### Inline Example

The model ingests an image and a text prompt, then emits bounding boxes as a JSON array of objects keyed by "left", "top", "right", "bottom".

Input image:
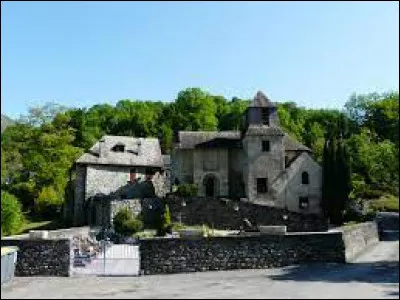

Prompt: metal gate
[{"left": 70, "top": 228, "right": 140, "bottom": 276}]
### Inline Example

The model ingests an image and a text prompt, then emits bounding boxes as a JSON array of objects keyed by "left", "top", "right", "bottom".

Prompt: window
[
  {"left": 262, "top": 140, "right": 270, "bottom": 152},
  {"left": 112, "top": 144, "right": 125, "bottom": 152},
  {"left": 261, "top": 108, "right": 269, "bottom": 125},
  {"left": 301, "top": 172, "right": 309, "bottom": 184},
  {"left": 256, "top": 178, "right": 268, "bottom": 194},
  {"left": 285, "top": 156, "right": 289, "bottom": 166},
  {"left": 299, "top": 197, "right": 309, "bottom": 209},
  {"left": 129, "top": 168, "right": 137, "bottom": 183}
]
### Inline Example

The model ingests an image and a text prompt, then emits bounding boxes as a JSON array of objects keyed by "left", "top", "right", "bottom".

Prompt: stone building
[
  {"left": 172, "top": 91, "right": 322, "bottom": 215},
  {"left": 72, "top": 135, "right": 166, "bottom": 226}
]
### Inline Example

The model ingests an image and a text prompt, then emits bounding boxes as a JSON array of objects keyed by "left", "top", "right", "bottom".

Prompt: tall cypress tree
[
  {"left": 336, "top": 139, "right": 346, "bottom": 224},
  {"left": 329, "top": 137, "right": 341, "bottom": 224},
  {"left": 321, "top": 138, "right": 330, "bottom": 219},
  {"left": 341, "top": 141, "right": 352, "bottom": 214}
]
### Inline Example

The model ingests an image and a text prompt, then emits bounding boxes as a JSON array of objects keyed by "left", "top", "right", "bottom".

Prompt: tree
[
  {"left": 174, "top": 88, "right": 218, "bottom": 131},
  {"left": 321, "top": 139, "right": 330, "bottom": 218},
  {"left": 1, "top": 191, "right": 25, "bottom": 236}
]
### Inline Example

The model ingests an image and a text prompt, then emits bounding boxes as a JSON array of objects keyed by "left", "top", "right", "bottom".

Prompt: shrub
[
  {"left": 163, "top": 204, "right": 171, "bottom": 226},
  {"left": 358, "top": 188, "right": 386, "bottom": 200},
  {"left": 113, "top": 207, "right": 143, "bottom": 237},
  {"left": 1, "top": 191, "right": 25, "bottom": 236},
  {"left": 35, "top": 186, "right": 63, "bottom": 218},
  {"left": 155, "top": 204, "right": 173, "bottom": 236},
  {"left": 175, "top": 184, "right": 198, "bottom": 197},
  {"left": 368, "top": 195, "right": 399, "bottom": 213}
]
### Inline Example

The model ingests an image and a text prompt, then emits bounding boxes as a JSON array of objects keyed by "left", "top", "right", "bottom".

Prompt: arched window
[{"left": 301, "top": 172, "right": 309, "bottom": 185}]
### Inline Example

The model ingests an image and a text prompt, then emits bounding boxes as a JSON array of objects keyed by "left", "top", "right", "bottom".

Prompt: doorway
[{"left": 203, "top": 174, "right": 218, "bottom": 197}]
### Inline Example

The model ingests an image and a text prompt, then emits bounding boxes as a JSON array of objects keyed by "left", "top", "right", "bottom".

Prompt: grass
[{"left": 17, "top": 213, "right": 65, "bottom": 234}]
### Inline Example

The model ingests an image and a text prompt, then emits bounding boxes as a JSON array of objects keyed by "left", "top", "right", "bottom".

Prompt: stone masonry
[
  {"left": 140, "top": 232, "right": 345, "bottom": 275},
  {"left": 140, "top": 221, "right": 380, "bottom": 275},
  {"left": 165, "top": 196, "right": 328, "bottom": 232},
  {"left": 1, "top": 239, "right": 71, "bottom": 277},
  {"left": 172, "top": 91, "right": 323, "bottom": 215}
]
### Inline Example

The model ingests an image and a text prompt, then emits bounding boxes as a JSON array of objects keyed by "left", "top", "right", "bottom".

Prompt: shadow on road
[{"left": 268, "top": 260, "right": 399, "bottom": 284}]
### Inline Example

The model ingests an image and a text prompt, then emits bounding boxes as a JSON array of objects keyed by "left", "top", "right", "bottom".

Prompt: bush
[
  {"left": 35, "top": 186, "right": 63, "bottom": 218},
  {"left": 358, "top": 188, "right": 386, "bottom": 200},
  {"left": 368, "top": 195, "right": 399, "bottom": 213},
  {"left": 113, "top": 207, "right": 143, "bottom": 237},
  {"left": 1, "top": 191, "right": 25, "bottom": 236},
  {"left": 175, "top": 184, "right": 198, "bottom": 197},
  {"left": 155, "top": 204, "right": 173, "bottom": 236}
]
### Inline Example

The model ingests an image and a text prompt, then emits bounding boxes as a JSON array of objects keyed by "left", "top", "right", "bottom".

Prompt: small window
[
  {"left": 301, "top": 172, "right": 309, "bottom": 184},
  {"left": 299, "top": 197, "right": 309, "bottom": 209},
  {"left": 256, "top": 178, "right": 268, "bottom": 194},
  {"left": 262, "top": 140, "right": 270, "bottom": 152},
  {"left": 285, "top": 156, "right": 289, "bottom": 166},
  {"left": 261, "top": 108, "right": 269, "bottom": 125},
  {"left": 112, "top": 144, "right": 125, "bottom": 152}
]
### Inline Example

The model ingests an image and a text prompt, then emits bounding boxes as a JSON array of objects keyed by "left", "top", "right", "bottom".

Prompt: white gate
[{"left": 71, "top": 237, "right": 140, "bottom": 276}]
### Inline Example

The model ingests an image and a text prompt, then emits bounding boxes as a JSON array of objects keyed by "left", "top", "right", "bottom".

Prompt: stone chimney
[{"left": 99, "top": 137, "right": 107, "bottom": 157}]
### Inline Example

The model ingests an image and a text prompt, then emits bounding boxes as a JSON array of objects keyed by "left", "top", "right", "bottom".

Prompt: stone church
[{"left": 172, "top": 91, "right": 322, "bottom": 214}]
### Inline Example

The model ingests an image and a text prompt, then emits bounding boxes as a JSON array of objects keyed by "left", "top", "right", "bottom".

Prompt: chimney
[{"left": 99, "top": 137, "right": 107, "bottom": 157}]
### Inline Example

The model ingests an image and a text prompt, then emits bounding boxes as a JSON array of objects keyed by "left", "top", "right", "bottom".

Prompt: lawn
[{"left": 18, "top": 214, "right": 65, "bottom": 234}]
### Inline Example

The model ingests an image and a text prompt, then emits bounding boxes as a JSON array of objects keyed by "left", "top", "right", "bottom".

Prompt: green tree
[
  {"left": 174, "top": 88, "right": 218, "bottom": 131},
  {"left": 1, "top": 191, "right": 25, "bottom": 236},
  {"left": 35, "top": 186, "right": 64, "bottom": 217}
]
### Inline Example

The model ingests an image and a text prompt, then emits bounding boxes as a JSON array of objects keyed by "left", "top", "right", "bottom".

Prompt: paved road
[{"left": 2, "top": 240, "right": 399, "bottom": 299}]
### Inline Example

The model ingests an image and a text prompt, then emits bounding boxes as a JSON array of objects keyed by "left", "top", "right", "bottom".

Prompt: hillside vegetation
[{"left": 1, "top": 88, "right": 398, "bottom": 235}]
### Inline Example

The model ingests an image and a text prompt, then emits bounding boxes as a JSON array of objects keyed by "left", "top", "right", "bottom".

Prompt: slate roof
[
  {"left": 249, "top": 91, "right": 278, "bottom": 108},
  {"left": 283, "top": 134, "right": 312, "bottom": 152},
  {"left": 245, "top": 125, "right": 285, "bottom": 136},
  {"left": 76, "top": 135, "right": 164, "bottom": 167},
  {"left": 177, "top": 131, "right": 241, "bottom": 149},
  {"left": 195, "top": 138, "right": 242, "bottom": 149},
  {"left": 177, "top": 130, "right": 311, "bottom": 152}
]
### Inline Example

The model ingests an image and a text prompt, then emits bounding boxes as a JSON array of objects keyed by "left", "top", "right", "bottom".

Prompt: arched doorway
[{"left": 203, "top": 174, "right": 219, "bottom": 197}]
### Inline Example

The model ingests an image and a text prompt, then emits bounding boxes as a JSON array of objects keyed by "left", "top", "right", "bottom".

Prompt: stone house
[
  {"left": 72, "top": 135, "right": 166, "bottom": 226},
  {"left": 171, "top": 91, "right": 322, "bottom": 215}
]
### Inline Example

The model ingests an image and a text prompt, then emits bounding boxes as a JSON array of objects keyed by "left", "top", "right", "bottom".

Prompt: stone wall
[
  {"left": 1, "top": 239, "right": 71, "bottom": 277},
  {"left": 340, "top": 221, "right": 379, "bottom": 261},
  {"left": 166, "top": 196, "right": 328, "bottom": 232},
  {"left": 140, "top": 232, "right": 345, "bottom": 275},
  {"left": 376, "top": 212, "right": 399, "bottom": 231}
]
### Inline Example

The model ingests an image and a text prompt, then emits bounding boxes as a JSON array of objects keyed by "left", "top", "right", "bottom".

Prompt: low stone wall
[
  {"left": 166, "top": 196, "right": 328, "bottom": 232},
  {"left": 376, "top": 212, "right": 399, "bottom": 231},
  {"left": 47, "top": 226, "right": 91, "bottom": 239},
  {"left": 140, "top": 232, "right": 345, "bottom": 275},
  {"left": 1, "top": 239, "right": 71, "bottom": 277},
  {"left": 340, "top": 222, "right": 379, "bottom": 261}
]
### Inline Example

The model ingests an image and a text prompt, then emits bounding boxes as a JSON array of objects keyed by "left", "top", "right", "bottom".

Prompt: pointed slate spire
[{"left": 250, "top": 91, "right": 275, "bottom": 107}]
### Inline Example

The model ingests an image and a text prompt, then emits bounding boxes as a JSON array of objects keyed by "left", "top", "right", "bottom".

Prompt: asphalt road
[{"left": 2, "top": 240, "right": 399, "bottom": 299}]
